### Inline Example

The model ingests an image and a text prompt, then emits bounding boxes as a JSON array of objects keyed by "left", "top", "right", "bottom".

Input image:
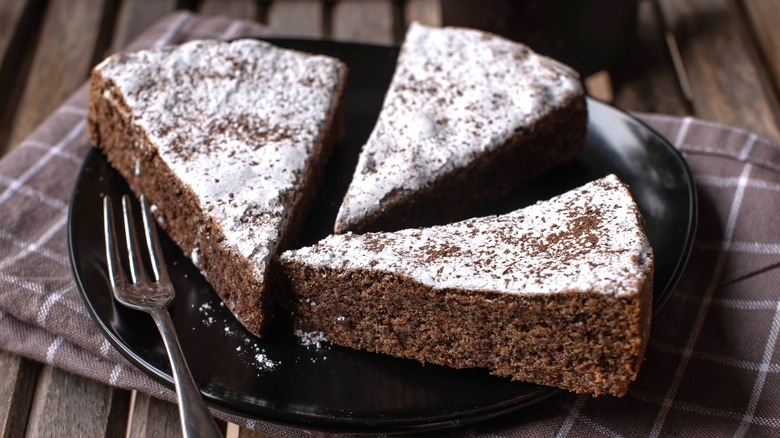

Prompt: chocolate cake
[
  {"left": 333, "top": 22, "right": 587, "bottom": 234},
  {"left": 280, "top": 175, "right": 654, "bottom": 397},
  {"left": 87, "top": 39, "right": 347, "bottom": 336}
]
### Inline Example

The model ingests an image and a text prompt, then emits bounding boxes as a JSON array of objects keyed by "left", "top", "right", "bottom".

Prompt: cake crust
[
  {"left": 280, "top": 175, "right": 654, "bottom": 396},
  {"left": 88, "top": 39, "right": 347, "bottom": 336},
  {"left": 334, "top": 23, "right": 587, "bottom": 234}
]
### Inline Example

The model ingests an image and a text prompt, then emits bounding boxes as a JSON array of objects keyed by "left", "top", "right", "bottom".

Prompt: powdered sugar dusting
[
  {"left": 255, "top": 352, "right": 279, "bottom": 371},
  {"left": 197, "top": 302, "right": 216, "bottom": 326},
  {"left": 190, "top": 247, "right": 200, "bottom": 269},
  {"left": 284, "top": 175, "right": 653, "bottom": 296},
  {"left": 195, "top": 298, "right": 280, "bottom": 372},
  {"left": 95, "top": 39, "right": 345, "bottom": 282},
  {"left": 335, "top": 23, "right": 583, "bottom": 231},
  {"left": 295, "top": 329, "right": 330, "bottom": 349}
]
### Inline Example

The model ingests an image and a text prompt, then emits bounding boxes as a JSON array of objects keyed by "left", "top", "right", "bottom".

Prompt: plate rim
[{"left": 585, "top": 97, "right": 697, "bottom": 312}]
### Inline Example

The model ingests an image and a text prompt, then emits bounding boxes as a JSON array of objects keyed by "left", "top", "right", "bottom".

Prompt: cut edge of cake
[
  {"left": 333, "top": 22, "right": 587, "bottom": 235},
  {"left": 279, "top": 175, "right": 654, "bottom": 397},
  {"left": 87, "top": 39, "right": 348, "bottom": 336}
]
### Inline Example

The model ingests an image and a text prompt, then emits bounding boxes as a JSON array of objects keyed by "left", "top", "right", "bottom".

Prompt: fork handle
[{"left": 149, "top": 307, "right": 224, "bottom": 438}]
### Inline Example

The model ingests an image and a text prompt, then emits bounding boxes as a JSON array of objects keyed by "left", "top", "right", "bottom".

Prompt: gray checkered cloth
[{"left": 2, "top": 11, "right": 779, "bottom": 437}]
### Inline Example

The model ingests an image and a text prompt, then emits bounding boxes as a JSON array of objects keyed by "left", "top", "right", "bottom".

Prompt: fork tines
[{"left": 103, "top": 194, "right": 172, "bottom": 308}]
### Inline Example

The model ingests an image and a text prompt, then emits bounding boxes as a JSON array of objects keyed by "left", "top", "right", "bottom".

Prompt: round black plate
[{"left": 68, "top": 39, "right": 696, "bottom": 433}]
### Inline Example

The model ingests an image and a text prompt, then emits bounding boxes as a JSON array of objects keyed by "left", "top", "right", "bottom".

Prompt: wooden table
[{"left": 1, "top": 0, "right": 779, "bottom": 436}]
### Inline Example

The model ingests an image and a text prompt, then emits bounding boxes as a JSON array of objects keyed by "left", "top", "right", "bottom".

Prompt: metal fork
[{"left": 103, "top": 194, "right": 223, "bottom": 438}]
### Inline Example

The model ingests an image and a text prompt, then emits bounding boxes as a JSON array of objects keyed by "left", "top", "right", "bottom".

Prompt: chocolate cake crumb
[
  {"left": 87, "top": 39, "right": 347, "bottom": 336},
  {"left": 334, "top": 23, "right": 587, "bottom": 234},
  {"left": 278, "top": 175, "right": 654, "bottom": 397}
]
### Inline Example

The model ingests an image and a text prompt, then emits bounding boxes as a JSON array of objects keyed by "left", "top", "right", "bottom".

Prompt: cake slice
[
  {"left": 280, "top": 175, "right": 654, "bottom": 396},
  {"left": 334, "top": 22, "right": 587, "bottom": 234},
  {"left": 87, "top": 39, "right": 347, "bottom": 336}
]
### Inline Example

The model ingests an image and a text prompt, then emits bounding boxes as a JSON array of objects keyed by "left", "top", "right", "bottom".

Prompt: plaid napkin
[{"left": 2, "top": 11, "right": 780, "bottom": 437}]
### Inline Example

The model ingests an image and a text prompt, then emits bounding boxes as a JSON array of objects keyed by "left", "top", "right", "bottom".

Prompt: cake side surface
[
  {"left": 88, "top": 39, "right": 347, "bottom": 335},
  {"left": 280, "top": 265, "right": 649, "bottom": 397},
  {"left": 280, "top": 175, "right": 654, "bottom": 396},
  {"left": 334, "top": 22, "right": 587, "bottom": 234}
]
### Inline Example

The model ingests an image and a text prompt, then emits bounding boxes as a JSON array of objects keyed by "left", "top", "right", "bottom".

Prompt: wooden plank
[
  {"left": 0, "top": 0, "right": 29, "bottom": 63},
  {"left": 26, "top": 365, "right": 130, "bottom": 437},
  {"left": 742, "top": 0, "right": 780, "bottom": 100},
  {"left": 585, "top": 71, "right": 614, "bottom": 103},
  {"left": 609, "top": 0, "right": 690, "bottom": 115},
  {"left": 0, "top": 0, "right": 46, "bottom": 156},
  {"left": 267, "top": 0, "right": 324, "bottom": 38},
  {"left": 405, "top": 0, "right": 442, "bottom": 27},
  {"left": 6, "top": 0, "right": 114, "bottom": 151},
  {"left": 657, "top": 0, "right": 780, "bottom": 140},
  {"left": 236, "top": 425, "right": 275, "bottom": 437},
  {"left": 199, "top": 0, "right": 260, "bottom": 20},
  {"left": 126, "top": 392, "right": 181, "bottom": 437},
  {"left": 111, "top": 0, "right": 178, "bottom": 52},
  {"left": 332, "top": 0, "right": 394, "bottom": 45},
  {"left": 0, "top": 351, "right": 40, "bottom": 437},
  {"left": 127, "top": 392, "right": 227, "bottom": 437}
]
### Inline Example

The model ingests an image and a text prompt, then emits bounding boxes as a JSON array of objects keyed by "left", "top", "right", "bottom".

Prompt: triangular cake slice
[
  {"left": 334, "top": 23, "right": 587, "bottom": 234},
  {"left": 88, "top": 39, "right": 347, "bottom": 336},
  {"left": 280, "top": 175, "right": 653, "bottom": 396}
]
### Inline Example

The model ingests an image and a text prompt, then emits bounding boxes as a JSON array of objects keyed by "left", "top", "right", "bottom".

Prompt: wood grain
[
  {"left": 0, "top": 351, "right": 40, "bottom": 438},
  {"left": 200, "top": 0, "right": 260, "bottom": 20},
  {"left": 609, "top": 0, "right": 690, "bottom": 115},
  {"left": 111, "top": 0, "right": 178, "bottom": 52},
  {"left": 658, "top": 0, "right": 780, "bottom": 140},
  {"left": 267, "top": 0, "right": 324, "bottom": 38},
  {"left": 0, "top": 0, "right": 46, "bottom": 156},
  {"left": 126, "top": 392, "right": 181, "bottom": 437},
  {"left": 332, "top": 0, "right": 394, "bottom": 45},
  {"left": 742, "top": 0, "right": 780, "bottom": 101},
  {"left": 126, "top": 392, "right": 226, "bottom": 437},
  {"left": 6, "top": 0, "right": 113, "bottom": 151},
  {"left": 236, "top": 426, "right": 276, "bottom": 437},
  {"left": 26, "top": 365, "right": 130, "bottom": 437},
  {"left": 405, "top": 0, "right": 442, "bottom": 27},
  {"left": 585, "top": 71, "right": 614, "bottom": 103},
  {"left": 0, "top": 0, "right": 29, "bottom": 63}
]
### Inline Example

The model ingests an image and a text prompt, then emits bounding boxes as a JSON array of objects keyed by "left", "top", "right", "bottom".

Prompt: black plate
[{"left": 69, "top": 39, "right": 696, "bottom": 433}]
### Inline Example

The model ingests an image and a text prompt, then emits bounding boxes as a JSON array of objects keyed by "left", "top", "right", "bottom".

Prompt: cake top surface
[
  {"left": 335, "top": 22, "right": 583, "bottom": 232},
  {"left": 95, "top": 39, "right": 345, "bottom": 278},
  {"left": 283, "top": 175, "right": 653, "bottom": 295}
]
